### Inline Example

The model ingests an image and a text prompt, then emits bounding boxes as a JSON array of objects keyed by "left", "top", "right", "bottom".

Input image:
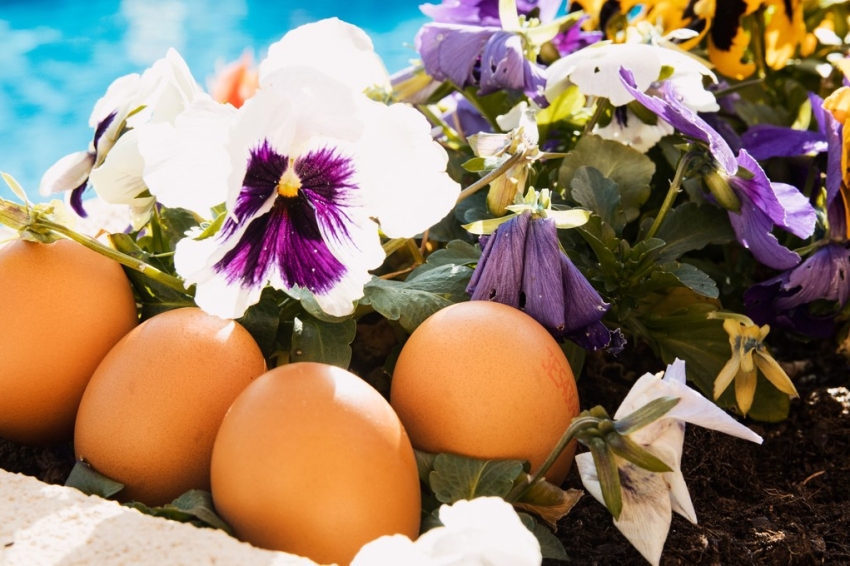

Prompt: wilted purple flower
[
  {"left": 420, "top": 0, "right": 562, "bottom": 27},
  {"left": 416, "top": 24, "right": 549, "bottom": 105},
  {"left": 466, "top": 211, "right": 615, "bottom": 350}
]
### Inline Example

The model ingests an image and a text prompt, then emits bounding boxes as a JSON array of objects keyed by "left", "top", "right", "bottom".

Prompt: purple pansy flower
[
  {"left": 416, "top": 24, "right": 549, "bottom": 106},
  {"left": 420, "top": 0, "right": 562, "bottom": 27},
  {"left": 466, "top": 211, "right": 616, "bottom": 350},
  {"left": 620, "top": 68, "right": 817, "bottom": 270},
  {"left": 744, "top": 104, "right": 849, "bottom": 335},
  {"left": 551, "top": 15, "right": 602, "bottom": 55},
  {"left": 741, "top": 93, "right": 830, "bottom": 160}
]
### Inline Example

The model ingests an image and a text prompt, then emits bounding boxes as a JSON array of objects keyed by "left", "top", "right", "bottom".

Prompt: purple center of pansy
[{"left": 215, "top": 139, "right": 357, "bottom": 294}]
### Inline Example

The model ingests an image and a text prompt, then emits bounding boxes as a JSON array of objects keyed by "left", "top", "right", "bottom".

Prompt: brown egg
[
  {"left": 211, "top": 362, "right": 421, "bottom": 566},
  {"left": 74, "top": 307, "right": 266, "bottom": 506},
  {"left": 390, "top": 301, "right": 581, "bottom": 486},
  {"left": 0, "top": 239, "right": 138, "bottom": 445}
]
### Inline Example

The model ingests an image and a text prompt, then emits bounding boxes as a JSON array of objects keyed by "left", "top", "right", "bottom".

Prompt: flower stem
[
  {"left": 456, "top": 151, "right": 524, "bottom": 203},
  {"left": 37, "top": 218, "right": 191, "bottom": 296},
  {"left": 506, "top": 414, "right": 601, "bottom": 502},
  {"left": 416, "top": 104, "right": 465, "bottom": 148},
  {"left": 643, "top": 152, "right": 696, "bottom": 241},
  {"left": 583, "top": 97, "right": 611, "bottom": 136}
]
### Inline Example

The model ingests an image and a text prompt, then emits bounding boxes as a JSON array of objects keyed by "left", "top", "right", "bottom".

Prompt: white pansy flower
[
  {"left": 576, "top": 359, "right": 762, "bottom": 566},
  {"left": 352, "top": 497, "right": 542, "bottom": 566},
  {"left": 41, "top": 48, "right": 207, "bottom": 229},
  {"left": 141, "top": 23, "right": 459, "bottom": 320},
  {"left": 259, "top": 18, "right": 391, "bottom": 94},
  {"left": 545, "top": 42, "right": 718, "bottom": 152}
]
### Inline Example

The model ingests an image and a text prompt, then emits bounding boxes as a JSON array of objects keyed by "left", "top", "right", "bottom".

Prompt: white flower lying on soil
[{"left": 576, "top": 359, "right": 763, "bottom": 566}]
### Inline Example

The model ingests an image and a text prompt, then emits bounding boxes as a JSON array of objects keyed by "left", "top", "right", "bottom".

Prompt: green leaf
[
  {"left": 536, "top": 85, "right": 586, "bottom": 139},
  {"left": 429, "top": 454, "right": 525, "bottom": 503},
  {"left": 559, "top": 134, "right": 654, "bottom": 222},
  {"left": 290, "top": 315, "right": 356, "bottom": 369},
  {"left": 194, "top": 209, "right": 227, "bottom": 240},
  {"left": 588, "top": 437, "right": 622, "bottom": 519},
  {"left": 638, "top": 262, "right": 720, "bottom": 299},
  {"left": 405, "top": 263, "right": 474, "bottom": 303},
  {"left": 614, "top": 396, "right": 680, "bottom": 435},
  {"left": 125, "top": 490, "right": 233, "bottom": 535},
  {"left": 363, "top": 270, "right": 465, "bottom": 333},
  {"left": 606, "top": 432, "right": 673, "bottom": 473},
  {"left": 517, "top": 512, "right": 570, "bottom": 560},
  {"left": 546, "top": 208, "right": 591, "bottom": 230},
  {"left": 462, "top": 155, "right": 506, "bottom": 172},
  {"left": 159, "top": 207, "right": 200, "bottom": 248},
  {"left": 463, "top": 214, "right": 518, "bottom": 235},
  {"left": 424, "top": 240, "right": 482, "bottom": 267},
  {"left": 284, "top": 286, "right": 353, "bottom": 323},
  {"left": 65, "top": 460, "right": 125, "bottom": 498},
  {"left": 514, "top": 477, "right": 582, "bottom": 530},
  {"left": 742, "top": 371, "right": 791, "bottom": 423},
  {"left": 237, "top": 291, "right": 281, "bottom": 358},
  {"left": 569, "top": 166, "right": 627, "bottom": 234},
  {"left": 654, "top": 202, "right": 735, "bottom": 262},
  {"left": 414, "top": 450, "right": 438, "bottom": 485}
]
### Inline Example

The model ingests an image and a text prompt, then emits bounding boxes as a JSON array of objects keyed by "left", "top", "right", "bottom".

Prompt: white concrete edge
[{"left": 0, "top": 469, "right": 321, "bottom": 566}]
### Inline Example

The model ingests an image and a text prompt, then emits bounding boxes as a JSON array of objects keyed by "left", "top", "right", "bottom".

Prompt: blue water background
[{"left": 0, "top": 0, "right": 428, "bottom": 201}]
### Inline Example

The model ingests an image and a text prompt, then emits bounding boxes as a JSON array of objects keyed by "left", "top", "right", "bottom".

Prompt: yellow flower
[{"left": 714, "top": 317, "right": 798, "bottom": 416}]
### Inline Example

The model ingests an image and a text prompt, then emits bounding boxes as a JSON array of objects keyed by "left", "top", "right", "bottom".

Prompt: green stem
[
  {"left": 405, "top": 237, "right": 426, "bottom": 265},
  {"left": 416, "top": 104, "right": 465, "bottom": 147},
  {"left": 583, "top": 97, "right": 611, "bottom": 136},
  {"left": 456, "top": 151, "right": 524, "bottom": 203},
  {"left": 506, "top": 415, "right": 601, "bottom": 502},
  {"left": 751, "top": 7, "right": 768, "bottom": 80},
  {"left": 38, "top": 218, "right": 191, "bottom": 296},
  {"left": 643, "top": 152, "right": 696, "bottom": 241}
]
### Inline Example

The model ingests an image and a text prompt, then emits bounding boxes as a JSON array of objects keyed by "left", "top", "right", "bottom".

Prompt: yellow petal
[
  {"left": 735, "top": 367, "right": 757, "bottom": 417},
  {"left": 740, "top": 347, "right": 755, "bottom": 374},
  {"left": 755, "top": 352, "right": 799, "bottom": 398},
  {"left": 763, "top": 0, "right": 805, "bottom": 70},
  {"left": 714, "top": 354, "right": 741, "bottom": 399},
  {"left": 708, "top": 12, "right": 757, "bottom": 80}
]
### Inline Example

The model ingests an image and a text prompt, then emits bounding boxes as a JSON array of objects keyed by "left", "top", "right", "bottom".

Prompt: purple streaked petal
[
  {"left": 415, "top": 24, "right": 498, "bottom": 87},
  {"left": 479, "top": 31, "right": 526, "bottom": 95},
  {"left": 727, "top": 191, "right": 801, "bottom": 270},
  {"left": 467, "top": 211, "right": 530, "bottom": 307},
  {"left": 453, "top": 96, "right": 493, "bottom": 137},
  {"left": 776, "top": 243, "right": 850, "bottom": 309},
  {"left": 809, "top": 92, "right": 827, "bottom": 136},
  {"left": 93, "top": 111, "right": 118, "bottom": 152},
  {"left": 420, "top": 0, "right": 561, "bottom": 25},
  {"left": 223, "top": 139, "right": 287, "bottom": 237},
  {"left": 566, "top": 319, "right": 613, "bottom": 351},
  {"left": 521, "top": 216, "right": 566, "bottom": 332},
  {"left": 824, "top": 109, "right": 844, "bottom": 207},
  {"left": 701, "top": 113, "right": 743, "bottom": 154},
  {"left": 523, "top": 58, "right": 549, "bottom": 107},
  {"left": 729, "top": 150, "right": 815, "bottom": 239},
  {"left": 296, "top": 146, "right": 357, "bottom": 241},
  {"left": 69, "top": 182, "right": 89, "bottom": 218},
  {"left": 740, "top": 124, "right": 827, "bottom": 160},
  {"left": 619, "top": 68, "right": 737, "bottom": 175}
]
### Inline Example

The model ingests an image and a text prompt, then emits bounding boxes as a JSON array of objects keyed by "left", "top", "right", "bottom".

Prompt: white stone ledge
[{"left": 0, "top": 470, "right": 320, "bottom": 566}]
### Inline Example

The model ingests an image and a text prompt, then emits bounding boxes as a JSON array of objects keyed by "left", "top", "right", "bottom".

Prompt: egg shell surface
[
  {"left": 74, "top": 307, "right": 266, "bottom": 506},
  {"left": 390, "top": 300, "right": 581, "bottom": 485},
  {"left": 0, "top": 239, "right": 138, "bottom": 445},
  {"left": 210, "top": 362, "right": 421, "bottom": 566}
]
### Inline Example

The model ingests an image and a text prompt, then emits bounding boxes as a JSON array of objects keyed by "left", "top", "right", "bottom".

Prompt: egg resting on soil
[
  {"left": 390, "top": 300, "right": 581, "bottom": 486},
  {"left": 0, "top": 239, "right": 138, "bottom": 445},
  {"left": 210, "top": 362, "right": 421, "bottom": 566},
  {"left": 74, "top": 307, "right": 266, "bottom": 506}
]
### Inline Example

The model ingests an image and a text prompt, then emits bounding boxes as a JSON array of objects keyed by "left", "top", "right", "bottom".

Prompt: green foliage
[
  {"left": 559, "top": 135, "right": 654, "bottom": 222},
  {"left": 289, "top": 315, "right": 357, "bottom": 368},
  {"left": 429, "top": 453, "right": 525, "bottom": 503},
  {"left": 125, "top": 490, "right": 233, "bottom": 534},
  {"left": 65, "top": 460, "right": 125, "bottom": 499}
]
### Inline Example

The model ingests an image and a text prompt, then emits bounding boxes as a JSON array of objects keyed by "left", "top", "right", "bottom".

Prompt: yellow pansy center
[{"left": 277, "top": 166, "right": 302, "bottom": 198}]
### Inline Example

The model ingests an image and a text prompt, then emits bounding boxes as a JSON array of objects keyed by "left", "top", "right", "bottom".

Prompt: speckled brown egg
[
  {"left": 0, "top": 239, "right": 138, "bottom": 445},
  {"left": 74, "top": 307, "right": 266, "bottom": 506},
  {"left": 390, "top": 300, "right": 581, "bottom": 486},
  {"left": 210, "top": 362, "right": 421, "bottom": 566}
]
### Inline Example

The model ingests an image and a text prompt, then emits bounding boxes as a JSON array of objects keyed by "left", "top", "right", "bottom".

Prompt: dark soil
[{"left": 2, "top": 335, "right": 849, "bottom": 566}]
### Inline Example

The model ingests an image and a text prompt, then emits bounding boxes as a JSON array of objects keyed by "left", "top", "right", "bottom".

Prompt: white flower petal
[
  {"left": 354, "top": 101, "right": 460, "bottom": 237},
  {"left": 594, "top": 111, "right": 674, "bottom": 153},
  {"left": 351, "top": 534, "right": 429, "bottom": 566},
  {"left": 89, "top": 73, "right": 144, "bottom": 129},
  {"left": 614, "top": 463, "right": 673, "bottom": 566},
  {"left": 259, "top": 18, "right": 390, "bottom": 93},
  {"left": 89, "top": 130, "right": 146, "bottom": 205},
  {"left": 39, "top": 151, "right": 94, "bottom": 196},
  {"left": 140, "top": 99, "right": 237, "bottom": 214},
  {"left": 145, "top": 48, "right": 205, "bottom": 125}
]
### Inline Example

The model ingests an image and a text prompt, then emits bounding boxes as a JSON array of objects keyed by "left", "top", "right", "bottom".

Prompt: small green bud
[{"left": 703, "top": 171, "right": 741, "bottom": 213}]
